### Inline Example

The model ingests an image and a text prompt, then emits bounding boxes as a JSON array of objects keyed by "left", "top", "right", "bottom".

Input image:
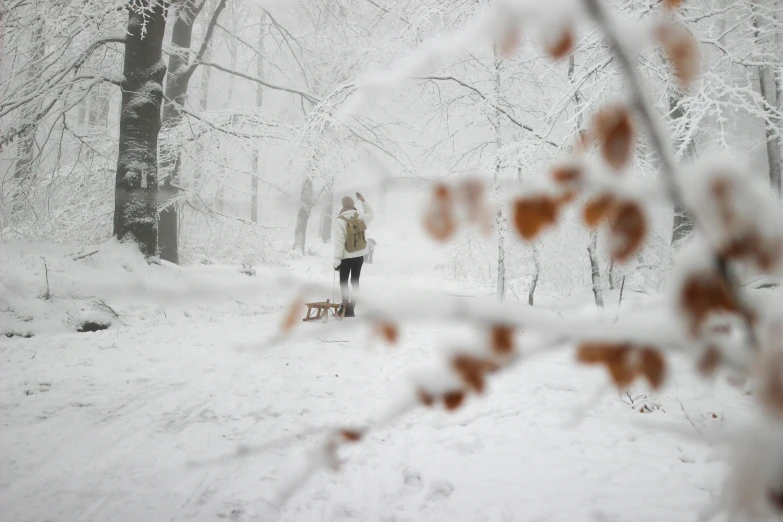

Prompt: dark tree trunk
[
  {"left": 113, "top": 1, "right": 168, "bottom": 258},
  {"left": 158, "top": 0, "right": 211, "bottom": 264},
  {"left": 669, "top": 94, "right": 698, "bottom": 245}
]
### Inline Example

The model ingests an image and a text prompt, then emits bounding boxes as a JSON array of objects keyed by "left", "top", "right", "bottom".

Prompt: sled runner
[{"left": 302, "top": 300, "right": 345, "bottom": 322}]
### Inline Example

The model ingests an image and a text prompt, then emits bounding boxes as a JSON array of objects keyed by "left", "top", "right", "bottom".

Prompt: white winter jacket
[{"left": 333, "top": 201, "right": 374, "bottom": 268}]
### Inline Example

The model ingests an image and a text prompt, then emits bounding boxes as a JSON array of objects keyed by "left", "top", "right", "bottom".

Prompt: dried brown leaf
[
  {"left": 282, "top": 297, "right": 303, "bottom": 333},
  {"left": 577, "top": 342, "right": 617, "bottom": 363},
  {"left": 551, "top": 165, "right": 582, "bottom": 186},
  {"left": 610, "top": 201, "right": 647, "bottom": 262},
  {"left": 459, "top": 178, "right": 487, "bottom": 224},
  {"left": 443, "top": 390, "right": 466, "bottom": 411},
  {"left": 512, "top": 196, "right": 559, "bottom": 240},
  {"left": 639, "top": 348, "right": 666, "bottom": 389},
  {"left": 340, "top": 429, "right": 363, "bottom": 442},
  {"left": 434, "top": 183, "right": 452, "bottom": 202},
  {"left": 418, "top": 389, "right": 435, "bottom": 407},
  {"left": 680, "top": 273, "right": 739, "bottom": 337},
  {"left": 578, "top": 342, "right": 635, "bottom": 389},
  {"left": 697, "top": 346, "right": 722, "bottom": 376},
  {"left": 722, "top": 232, "right": 783, "bottom": 273},
  {"left": 491, "top": 325, "right": 515, "bottom": 355},
  {"left": 497, "top": 24, "right": 522, "bottom": 58},
  {"left": 423, "top": 207, "right": 457, "bottom": 242},
  {"left": 759, "top": 352, "right": 783, "bottom": 417},
  {"left": 376, "top": 322, "right": 399, "bottom": 344},
  {"left": 593, "top": 105, "right": 635, "bottom": 170},
  {"left": 605, "top": 348, "right": 635, "bottom": 389},
  {"left": 656, "top": 22, "right": 701, "bottom": 87},
  {"left": 452, "top": 355, "right": 491, "bottom": 393},
  {"left": 663, "top": 0, "right": 684, "bottom": 9},
  {"left": 583, "top": 194, "right": 616, "bottom": 228},
  {"left": 546, "top": 26, "right": 574, "bottom": 60}
]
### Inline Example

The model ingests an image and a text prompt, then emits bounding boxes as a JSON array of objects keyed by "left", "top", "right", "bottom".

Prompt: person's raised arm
[{"left": 356, "top": 192, "right": 374, "bottom": 226}]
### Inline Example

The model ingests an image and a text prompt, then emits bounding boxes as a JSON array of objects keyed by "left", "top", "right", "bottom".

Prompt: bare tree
[
  {"left": 113, "top": 1, "right": 169, "bottom": 258},
  {"left": 752, "top": 1, "right": 782, "bottom": 195},
  {"left": 10, "top": 19, "right": 45, "bottom": 211},
  {"left": 158, "top": 0, "right": 227, "bottom": 264},
  {"left": 250, "top": 13, "right": 267, "bottom": 224}
]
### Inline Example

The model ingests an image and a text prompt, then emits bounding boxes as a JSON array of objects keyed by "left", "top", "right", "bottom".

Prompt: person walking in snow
[{"left": 333, "top": 192, "right": 374, "bottom": 317}]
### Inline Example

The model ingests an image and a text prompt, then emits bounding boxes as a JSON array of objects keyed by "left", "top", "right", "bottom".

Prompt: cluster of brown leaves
[
  {"left": 511, "top": 105, "right": 646, "bottom": 262},
  {"left": 709, "top": 177, "right": 783, "bottom": 273},
  {"left": 417, "top": 326, "right": 516, "bottom": 411},
  {"left": 577, "top": 342, "right": 667, "bottom": 390},
  {"left": 654, "top": 20, "right": 701, "bottom": 88},
  {"left": 678, "top": 270, "right": 740, "bottom": 337},
  {"left": 423, "top": 180, "right": 494, "bottom": 242},
  {"left": 512, "top": 195, "right": 561, "bottom": 240},
  {"left": 494, "top": 18, "right": 574, "bottom": 61},
  {"left": 591, "top": 105, "right": 635, "bottom": 171}
]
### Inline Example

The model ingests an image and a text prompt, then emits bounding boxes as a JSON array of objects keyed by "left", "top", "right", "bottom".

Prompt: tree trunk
[
  {"left": 217, "top": 38, "right": 237, "bottom": 214},
  {"left": 320, "top": 186, "right": 333, "bottom": 243},
  {"left": 528, "top": 243, "right": 540, "bottom": 306},
  {"left": 193, "top": 45, "right": 211, "bottom": 189},
  {"left": 293, "top": 176, "right": 314, "bottom": 253},
  {"left": 496, "top": 209, "right": 506, "bottom": 301},
  {"left": 85, "top": 82, "right": 112, "bottom": 162},
  {"left": 113, "top": 1, "right": 168, "bottom": 258},
  {"left": 670, "top": 94, "right": 697, "bottom": 244},
  {"left": 759, "top": 65, "right": 782, "bottom": 195},
  {"left": 159, "top": 0, "right": 207, "bottom": 264},
  {"left": 12, "top": 19, "right": 45, "bottom": 211},
  {"left": 250, "top": 15, "right": 266, "bottom": 223},
  {"left": 607, "top": 259, "right": 615, "bottom": 290},
  {"left": 752, "top": 4, "right": 782, "bottom": 195},
  {"left": 492, "top": 45, "right": 506, "bottom": 301},
  {"left": 569, "top": 54, "right": 604, "bottom": 308},
  {"left": 587, "top": 231, "right": 604, "bottom": 308}
]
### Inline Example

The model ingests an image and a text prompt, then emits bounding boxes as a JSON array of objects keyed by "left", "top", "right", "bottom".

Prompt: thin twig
[
  {"left": 40, "top": 257, "right": 50, "bottom": 300},
  {"left": 72, "top": 250, "right": 99, "bottom": 261}
]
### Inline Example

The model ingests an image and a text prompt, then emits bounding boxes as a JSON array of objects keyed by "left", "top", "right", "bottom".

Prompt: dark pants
[{"left": 338, "top": 256, "right": 364, "bottom": 303}]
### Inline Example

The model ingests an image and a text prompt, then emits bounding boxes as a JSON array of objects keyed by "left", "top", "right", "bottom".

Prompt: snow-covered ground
[{"left": 0, "top": 196, "right": 760, "bottom": 522}]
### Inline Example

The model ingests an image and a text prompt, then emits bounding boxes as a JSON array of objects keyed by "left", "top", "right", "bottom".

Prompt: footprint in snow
[
  {"left": 403, "top": 468, "right": 422, "bottom": 491},
  {"left": 426, "top": 480, "right": 454, "bottom": 501},
  {"left": 216, "top": 504, "right": 244, "bottom": 521}
]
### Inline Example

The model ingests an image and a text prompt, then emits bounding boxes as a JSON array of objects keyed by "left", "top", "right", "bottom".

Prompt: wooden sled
[{"left": 302, "top": 300, "right": 345, "bottom": 322}]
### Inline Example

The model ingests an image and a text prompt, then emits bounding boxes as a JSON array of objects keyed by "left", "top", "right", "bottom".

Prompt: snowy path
[{"left": 1, "top": 300, "right": 755, "bottom": 521}]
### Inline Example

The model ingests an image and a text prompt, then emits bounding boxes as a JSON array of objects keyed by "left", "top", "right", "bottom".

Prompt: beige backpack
[{"left": 339, "top": 214, "right": 368, "bottom": 253}]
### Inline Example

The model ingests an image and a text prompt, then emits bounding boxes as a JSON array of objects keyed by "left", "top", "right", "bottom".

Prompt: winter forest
[{"left": 2, "top": 0, "right": 783, "bottom": 520}]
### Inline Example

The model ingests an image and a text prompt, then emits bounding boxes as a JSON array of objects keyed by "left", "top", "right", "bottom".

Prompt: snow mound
[{"left": 0, "top": 239, "right": 284, "bottom": 337}]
